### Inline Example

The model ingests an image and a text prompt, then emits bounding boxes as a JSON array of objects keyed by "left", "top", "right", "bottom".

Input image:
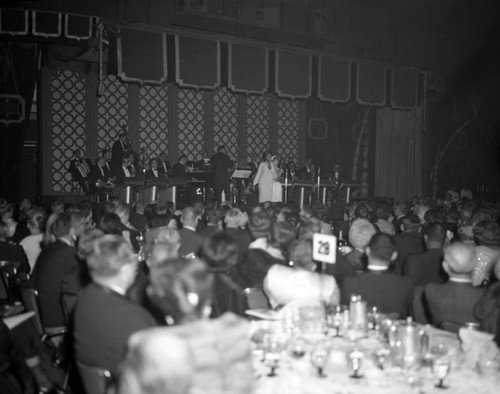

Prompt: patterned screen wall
[
  {"left": 139, "top": 85, "right": 169, "bottom": 161},
  {"left": 213, "top": 87, "right": 238, "bottom": 159},
  {"left": 277, "top": 99, "right": 299, "bottom": 161},
  {"left": 246, "top": 95, "right": 270, "bottom": 162},
  {"left": 97, "top": 74, "right": 129, "bottom": 156},
  {"left": 50, "top": 69, "right": 87, "bottom": 192},
  {"left": 177, "top": 89, "right": 205, "bottom": 161}
]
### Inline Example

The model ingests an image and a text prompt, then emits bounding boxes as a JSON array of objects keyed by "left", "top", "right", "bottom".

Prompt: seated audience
[
  {"left": 394, "top": 214, "right": 425, "bottom": 274},
  {"left": 263, "top": 238, "right": 339, "bottom": 309},
  {"left": 20, "top": 208, "right": 46, "bottom": 273},
  {"left": 201, "top": 232, "right": 248, "bottom": 317},
  {"left": 341, "top": 233, "right": 413, "bottom": 318},
  {"left": 223, "top": 208, "right": 252, "bottom": 258},
  {"left": 31, "top": 211, "right": 87, "bottom": 327},
  {"left": 198, "top": 208, "right": 222, "bottom": 237},
  {"left": 146, "top": 257, "right": 214, "bottom": 325},
  {"left": 474, "top": 259, "right": 500, "bottom": 346},
  {"left": 178, "top": 207, "right": 206, "bottom": 257},
  {"left": 403, "top": 222, "right": 448, "bottom": 286},
  {"left": 0, "top": 220, "right": 29, "bottom": 274},
  {"left": 471, "top": 220, "right": 500, "bottom": 286},
  {"left": 424, "top": 242, "right": 485, "bottom": 330},
  {"left": 115, "top": 313, "right": 253, "bottom": 394},
  {"left": 393, "top": 201, "right": 409, "bottom": 234},
  {"left": 346, "top": 219, "right": 377, "bottom": 273},
  {"left": 72, "top": 235, "right": 157, "bottom": 373},
  {"left": 375, "top": 205, "right": 395, "bottom": 235}
]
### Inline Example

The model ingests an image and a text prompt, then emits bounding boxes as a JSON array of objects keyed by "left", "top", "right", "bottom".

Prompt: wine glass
[
  {"left": 374, "top": 346, "right": 390, "bottom": 370},
  {"left": 432, "top": 356, "right": 451, "bottom": 389},
  {"left": 262, "top": 331, "right": 287, "bottom": 377},
  {"left": 348, "top": 348, "right": 364, "bottom": 379},
  {"left": 310, "top": 347, "right": 329, "bottom": 377}
]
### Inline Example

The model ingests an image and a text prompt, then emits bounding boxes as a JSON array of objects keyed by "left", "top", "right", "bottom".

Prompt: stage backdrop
[{"left": 40, "top": 61, "right": 305, "bottom": 195}]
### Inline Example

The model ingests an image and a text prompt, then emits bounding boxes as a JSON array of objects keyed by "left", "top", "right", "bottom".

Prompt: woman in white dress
[
  {"left": 271, "top": 156, "right": 283, "bottom": 202},
  {"left": 253, "top": 152, "right": 274, "bottom": 203}
]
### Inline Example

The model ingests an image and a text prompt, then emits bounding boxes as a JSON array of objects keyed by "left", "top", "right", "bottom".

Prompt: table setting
[{"left": 248, "top": 295, "right": 500, "bottom": 394}]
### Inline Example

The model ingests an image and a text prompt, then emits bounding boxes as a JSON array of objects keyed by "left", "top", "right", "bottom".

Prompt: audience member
[
  {"left": 341, "top": 233, "right": 413, "bottom": 318},
  {"left": 198, "top": 208, "right": 222, "bottom": 237},
  {"left": 403, "top": 222, "right": 448, "bottom": 286},
  {"left": 394, "top": 214, "right": 425, "bottom": 274},
  {"left": 346, "top": 219, "right": 377, "bottom": 272},
  {"left": 0, "top": 220, "right": 29, "bottom": 274},
  {"left": 423, "top": 242, "right": 484, "bottom": 331},
  {"left": 178, "top": 207, "right": 205, "bottom": 257},
  {"left": 471, "top": 220, "right": 500, "bottom": 286},
  {"left": 19, "top": 208, "right": 46, "bottom": 273},
  {"left": 393, "top": 201, "right": 409, "bottom": 234},
  {"left": 474, "top": 259, "right": 500, "bottom": 345},
  {"left": 72, "top": 235, "right": 156, "bottom": 373},
  {"left": 201, "top": 232, "right": 248, "bottom": 317}
]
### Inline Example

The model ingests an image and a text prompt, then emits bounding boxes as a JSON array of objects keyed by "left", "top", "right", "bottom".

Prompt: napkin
[{"left": 459, "top": 327, "right": 498, "bottom": 369}]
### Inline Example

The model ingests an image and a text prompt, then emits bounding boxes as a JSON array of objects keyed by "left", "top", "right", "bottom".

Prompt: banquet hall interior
[{"left": 1, "top": 1, "right": 500, "bottom": 393}]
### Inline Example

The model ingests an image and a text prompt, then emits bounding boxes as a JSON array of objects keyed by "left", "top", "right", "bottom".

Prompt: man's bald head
[
  {"left": 443, "top": 242, "right": 476, "bottom": 277},
  {"left": 181, "top": 206, "right": 198, "bottom": 228}
]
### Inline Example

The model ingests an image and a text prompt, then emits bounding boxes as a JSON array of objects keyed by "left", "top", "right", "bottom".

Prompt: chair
[
  {"left": 76, "top": 360, "right": 112, "bottom": 394},
  {"left": 243, "top": 288, "right": 270, "bottom": 310},
  {"left": 19, "top": 287, "right": 67, "bottom": 342}
]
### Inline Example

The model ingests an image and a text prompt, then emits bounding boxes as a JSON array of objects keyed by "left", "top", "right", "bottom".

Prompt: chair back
[
  {"left": 19, "top": 287, "right": 44, "bottom": 336},
  {"left": 76, "top": 360, "right": 111, "bottom": 394},
  {"left": 243, "top": 287, "right": 270, "bottom": 310}
]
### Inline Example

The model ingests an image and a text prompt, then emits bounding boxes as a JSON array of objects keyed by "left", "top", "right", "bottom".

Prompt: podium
[{"left": 113, "top": 178, "right": 143, "bottom": 203}]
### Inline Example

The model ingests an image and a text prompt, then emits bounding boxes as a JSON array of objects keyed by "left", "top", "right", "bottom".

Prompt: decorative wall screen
[
  {"left": 246, "top": 95, "right": 270, "bottom": 162},
  {"left": 277, "top": 99, "right": 299, "bottom": 161},
  {"left": 97, "top": 74, "right": 128, "bottom": 154},
  {"left": 177, "top": 89, "right": 205, "bottom": 161},
  {"left": 213, "top": 87, "right": 238, "bottom": 159},
  {"left": 50, "top": 69, "right": 86, "bottom": 192},
  {"left": 139, "top": 85, "right": 169, "bottom": 159}
]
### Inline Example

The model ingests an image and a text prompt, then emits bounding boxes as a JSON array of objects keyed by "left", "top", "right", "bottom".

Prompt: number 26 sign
[{"left": 312, "top": 233, "right": 337, "bottom": 264}]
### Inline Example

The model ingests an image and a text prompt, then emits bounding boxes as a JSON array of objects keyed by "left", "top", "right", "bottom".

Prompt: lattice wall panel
[
  {"left": 50, "top": 69, "right": 86, "bottom": 193},
  {"left": 97, "top": 74, "right": 128, "bottom": 155},
  {"left": 213, "top": 88, "right": 238, "bottom": 159},
  {"left": 177, "top": 89, "right": 205, "bottom": 161},
  {"left": 277, "top": 99, "right": 299, "bottom": 162},
  {"left": 246, "top": 95, "right": 270, "bottom": 162},
  {"left": 139, "top": 85, "right": 168, "bottom": 161}
]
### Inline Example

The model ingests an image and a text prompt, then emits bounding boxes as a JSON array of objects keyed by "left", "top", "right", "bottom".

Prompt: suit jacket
[
  {"left": 323, "top": 251, "right": 356, "bottom": 287},
  {"left": 144, "top": 168, "right": 165, "bottom": 185},
  {"left": 341, "top": 270, "right": 414, "bottom": 318},
  {"left": 31, "top": 240, "right": 78, "bottom": 327},
  {"left": 73, "top": 283, "right": 156, "bottom": 372},
  {"left": 91, "top": 164, "right": 112, "bottom": 185},
  {"left": 403, "top": 248, "right": 447, "bottom": 286},
  {"left": 113, "top": 165, "right": 133, "bottom": 186},
  {"left": 424, "top": 280, "right": 484, "bottom": 327},
  {"left": 178, "top": 227, "right": 205, "bottom": 257},
  {"left": 159, "top": 160, "right": 171, "bottom": 176},
  {"left": 224, "top": 228, "right": 252, "bottom": 258},
  {"left": 394, "top": 231, "right": 425, "bottom": 274},
  {"left": 171, "top": 162, "right": 187, "bottom": 179},
  {"left": 210, "top": 152, "right": 233, "bottom": 186},
  {"left": 211, "top": 273, "right": 248, "bottom": 318},
  {"left": 199, "top": 225, "right": 220, "bottom": 238},
  {"left": 111, "top": 140, "right": 127, "bottom": 168}
]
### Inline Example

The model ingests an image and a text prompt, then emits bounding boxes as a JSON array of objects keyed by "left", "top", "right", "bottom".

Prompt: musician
[
  {"left": 285, "top": 158, "right": 297, "bottom": 183},
  {"left": 144, "top": 158, "right": 165, "bottom": 185},
  {"left": 171, "top": 154, "right": 188, "bottom": 179},
  {"left": 91, "top": 156, "right": 115, "bottom": 193},
  {"left": 126, "top": 152, "right": 139, "bottom": 177},
  {"left": 111, "top": 132, "right": 130, "bottom": 169},
  {"left": 253, "top": 152, "right": 275, "bottom": 203},
  {"left": 297, "top": 158, "right": 316, "bottom": 180},
  {"left": 68, "top": 149, "right": 92, "bottom": 195},
  {"left": 159, "top": 152, "right": 171, "bottom": 176},
  {"left": 330, "top": 163, "right": 342, "bottom": 186},
  {"left": 271, "top": 156, "right": 283, "bottom": 202},
  {"left": 113, "top": 156, "right": 134, "bottom": 186},
  {"left": 102, "top": 149, "right": 112, "bottom": 172},
  {"left": 196, "top": 151, "right": 211, "bottom": 171},
  {"left": 211, "top": 145, "right": 233, "bottom": 205}
]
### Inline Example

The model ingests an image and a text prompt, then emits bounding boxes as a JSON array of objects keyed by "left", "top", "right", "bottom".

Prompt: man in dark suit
[
  {"left": 159, "top": 152, "right": 171, "bottom": 176},
  {"left": 211, "top": 146, "right": 233, "bottom": 205},
  {"left": 111, "top": 132, "right": 130, "bottom": 169},
  {"left": 392, "top": 201, "right": 409, "bottom": 234},
  {"left": 178, "top": 207, "right": 205, "bottom": 257},
  {"left": 403, "top": 222, "right": 448, "bottom": 286},
  {"left": 423, "top": 242, "right": 484, "bottom": 330},
  {"left": 198, "top": 208, "right": 221, "bottom": 238},
  {"left": 113, "top": 157, "right": 134, "bottom": 186},
  {"left": 73, "top": 235, "right": 156, "bottom": 373},
  {"left": 341, "top": 233, "right": 413, "bottom": 319},
  {"left": 144, "top": 158, "right": 165, "bottom": 185},
  {"left": 68, "top": 149, "right": 92, "bottom": 195},
  {"left": 394, "top": 214, "right": 425, "bottom": 274},
  {"left": 31, "top": 211, "right": 87, "bottom": 327},
  {"left": 171, "top": 155, "right": 188, "bottom": 179}
]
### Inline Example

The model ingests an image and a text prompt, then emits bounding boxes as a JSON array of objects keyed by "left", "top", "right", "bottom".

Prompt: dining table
[{"left": 250, "top": 317, "right": 500, "bottom": 394}]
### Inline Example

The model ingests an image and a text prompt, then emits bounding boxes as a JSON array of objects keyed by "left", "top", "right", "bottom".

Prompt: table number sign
[{"left": 313, "top": 233, "right": 337, "bottom": 264}]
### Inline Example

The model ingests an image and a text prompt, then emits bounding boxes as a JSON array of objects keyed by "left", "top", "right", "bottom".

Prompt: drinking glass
[
  {"left": 262, "top": 331, "right": 288, "bottom": 377},
  {"left": 310, "top": 347, "right": 329, "bottom": 377},
  {"left": 348, "top": 348, "right": 364, "bottom": 379},
  {"left": 432, "top": 356, "right": 450, "bottom": 389}
]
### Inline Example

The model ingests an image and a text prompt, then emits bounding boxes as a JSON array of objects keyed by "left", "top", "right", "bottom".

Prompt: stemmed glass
[
  {"left": 348, "top": 348, "right": 364, "bottom": 379},
  {"left": 262, "top": 331, "right": 287, "bottom": 377},
  {"left": 432, "top": 356, "right": 451, "bottom": 389},
  {"left": 310, "top": 347, "right": 329, "bottom": 378}
]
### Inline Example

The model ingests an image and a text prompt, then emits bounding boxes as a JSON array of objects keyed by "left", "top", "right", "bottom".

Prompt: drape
[{"left": 375, "top": 106, "right": 423, "bottom": 201}]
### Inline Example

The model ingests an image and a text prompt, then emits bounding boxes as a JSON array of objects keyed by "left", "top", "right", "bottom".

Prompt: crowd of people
[{"left": 1, "top": 190, "right": 500, "bottom": 392}]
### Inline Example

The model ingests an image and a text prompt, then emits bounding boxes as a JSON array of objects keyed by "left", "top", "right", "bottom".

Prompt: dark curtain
[{"left": 0, "top": 42, "right": 39, "bottom": 202}]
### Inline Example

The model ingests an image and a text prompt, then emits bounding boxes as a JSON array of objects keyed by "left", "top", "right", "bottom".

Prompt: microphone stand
[
  {"left": 317, "top": 167, "right": 321, "bottom": 200},
  {"left": 284, "top": 169, "right": 288, "bottom": 204}
]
